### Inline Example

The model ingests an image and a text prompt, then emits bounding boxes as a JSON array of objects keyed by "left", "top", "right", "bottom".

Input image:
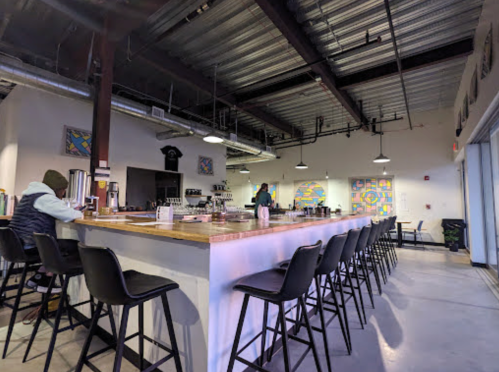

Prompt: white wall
[
  {"left": 454, "top": 0, "right": 499, "bottom": 148},
  {"left": 0, "top": 86, "right": 226, "bottom": 206},
  {"left": 228, "top": 109, "right": 462, "bottom": 243},
  {"left": 0, "top": 92, "right": 19, "bottom": 195}
]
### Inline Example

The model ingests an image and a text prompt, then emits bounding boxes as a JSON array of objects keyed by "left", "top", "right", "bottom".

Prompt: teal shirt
[{"left": 255, "top": 191, "right": 272, "bottom": 217}]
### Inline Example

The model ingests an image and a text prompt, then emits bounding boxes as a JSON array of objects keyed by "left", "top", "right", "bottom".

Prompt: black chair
[
  {"left": 76, "top": 244, "right": 183, "bottom": 372},
  {"left": 334, "top": 228, "right": 364, "bottom": 332},
  {"left": 376, "top": 219, "right": 393, "bottom": 275},
  {"left": 277, "top": 234, "right": 350, "bottom": 371},
  {"left": 227, "top": 241, "right": 323, "bottom": 372},
  {"left": 364, "top": 223, "right": 383, "bottom": 295},
  {"left": 403, "top": 220, "right": 424, "bottom": 247},
  {"left": 23, "top": 234, "right": 118, "bottom": 372},
  {"left": 381, "top": 218, "right": 397, "bottom": 270},
  {"left": 371, "top": 221, "right": 388, "bottom": 284},
  {"left": 351, "top": 225, "right": 374, "bottom": 318},
  {"left": 0, "top": 227, "right": 43, "bottom": 359}
]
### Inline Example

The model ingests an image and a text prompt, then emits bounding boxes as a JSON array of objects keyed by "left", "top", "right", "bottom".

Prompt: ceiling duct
[{"left": 0, "top": 56, "right": 276, "bottom": 163}]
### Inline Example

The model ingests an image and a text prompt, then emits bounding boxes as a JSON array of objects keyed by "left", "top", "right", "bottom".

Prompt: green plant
[{"left": 443, "top": 228, "right": 459, "bottom": 243}]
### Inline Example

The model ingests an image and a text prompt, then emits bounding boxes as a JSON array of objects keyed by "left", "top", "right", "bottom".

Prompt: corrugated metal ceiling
[{"left": 0, "top": 0, "right": 485, "bottom": 139}]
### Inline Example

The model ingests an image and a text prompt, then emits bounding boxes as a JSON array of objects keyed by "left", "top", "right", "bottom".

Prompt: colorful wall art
[
  {"left": 294, "top": 181, "right": 326, "bottom": 208},
  {"left": 350, "top": 177, "right": 395, "bottom": 216},
  {"left": 253, "top": 184, "right": 277, "bottom": 201},
  {"left": 64, "top": 126, "right": 92, "bottom": 158},
  {"left": 198, "top": 156, "right": 214, "bottom": 175}
]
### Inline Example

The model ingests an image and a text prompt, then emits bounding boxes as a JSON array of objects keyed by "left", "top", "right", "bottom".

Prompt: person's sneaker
[
  {"left": 35, "top": 275, "right": 62, "bottom": 294},
  {"left": 25, "top": 273, "right": 43, "bottom": 289}
]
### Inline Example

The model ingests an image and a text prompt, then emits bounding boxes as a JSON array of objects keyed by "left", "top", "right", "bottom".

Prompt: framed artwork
[
  {"left": 64, "top": 126, "right": 92, "bottom": 158},
  {"left": 463, "top": 94, "right": 469, "bottom": 120},
  {"left": 457, "top": 110, "right": 461, "bottom": 129},
  {"left": 253, "top": 184, "right": 278, "bottom": 201},
  {"left": 294, "top": 181, "right": 326, "bottom": 208},
  {"left": 469, "top": 67, "right": 478, "bottom": 104},
  {"left": 349, "top": 177, "right": 395, "bottom": 216},
  {"left": 481, "top": 25, "right": 493, "bottom": 80},
  {"left": 198, "top": 156, "right": 214, "bottom": 175}
]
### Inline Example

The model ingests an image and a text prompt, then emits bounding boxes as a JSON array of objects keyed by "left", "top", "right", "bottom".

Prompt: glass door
[{"left": 488, "top": 129, "right": 499, "bottom": 272}]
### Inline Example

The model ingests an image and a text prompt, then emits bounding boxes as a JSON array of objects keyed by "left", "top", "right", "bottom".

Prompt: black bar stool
[
  {"left": 371, "top": 220, "right": 389, "bottom": 282},
  {"left": 23, "top": 233, "right": 118, "bottom": 372},
  {"left": 364, "top": 222, "right": 383, "bottom": 295},
  {"left": 380, "top": 219, "right": 396, "bottom": 272},
  {"left": 388, "top": 216, "right": 399, "bottom": 263},
  {"left": 227, "top": 241, "right": 323, "bottom": 372},
  {"left": 350, "top": 225, "right": 374, "bottom": 321},
  {"left": 335, "top": 229, "right": 364, "bottom": 331},
  {"left": 276, "top": 234, "right": 350, "bottom": 372},
  {"left": 0, "top": 227, "right": 43, "bottom": 359},
  {"left": 76, "top": 244, "right": 183, "bottom": 372}
]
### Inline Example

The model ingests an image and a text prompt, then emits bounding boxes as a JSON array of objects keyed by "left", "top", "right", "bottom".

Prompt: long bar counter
[
  {"left": 55, "top": 213, "right": 372, "bottom": 372},
  {"left": 73, "top": 213, "right": 371, "bottom": 243}
]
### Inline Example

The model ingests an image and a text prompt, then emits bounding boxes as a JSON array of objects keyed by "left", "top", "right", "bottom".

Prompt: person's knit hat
[{"left": 42, "top": 170, "right": 69, "bottom": 191}]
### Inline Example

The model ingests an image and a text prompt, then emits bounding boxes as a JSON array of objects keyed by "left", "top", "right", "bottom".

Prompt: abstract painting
[
  {"left": 294, "top": 181, "right": 326, "bottom": 208},
  {"left": 64, "top": 126, "right": 91, "bottom": 158},
  {"left": 350, "top": 177, "right": 395, "bottom": 216},
  {"left": 253, "top": 184, "right": 277, "bottom": 201},
  {"left": 198, "top": 156, "right": 214, "bottom": 176}
]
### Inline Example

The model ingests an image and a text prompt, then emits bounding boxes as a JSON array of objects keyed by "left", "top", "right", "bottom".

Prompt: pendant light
[
  {"left": 295, "top": 144, "right": 308, "bottom": 169},
  {"left": 205, "top": 64, "right": 224, "bottom": 144},
  {"left": 240, "top": 165, "right": 250, "bottom": 174},
  {"left": 383, "top": 167, "right": 387, "bottom": 175},
  {"left": 325, "top": 171, "right": 329, "bottom": 179},
  {"left": 203, "top": 134, "right": 224, "bottom": 143},
  {"left": 373, "top": 121, "right": 390, "bottom": 163}
]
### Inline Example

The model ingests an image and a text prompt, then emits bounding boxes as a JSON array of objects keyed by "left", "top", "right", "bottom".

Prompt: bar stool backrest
[
  {"left": 0, "top": 227, "right": 28, "bottom": 263},
  {"left": 316, "top": 233, "right": 347, "bottom": 275},
  {"left": 340, "top": 228, "right": 361, "bottom": 262},
  {"left": 367, "top": 222, "right": 380, "bottom": 246},
  {"left": 33, "top": 233, "right": 68, "bottom": 275},
  {"left": 390, "top": 216, "right": 397, "bottom": 230},
  {"left": 78, "top": 243, "right": 131, "bottom": 305},
  {"left": 417, "top": 220, "right": 424, "bottom": 232},
  {"left": 355, "top": 225, "right": 372, "bottom": 253},
  {"left": 380, "top": 218, "right": 389, "bottom": 234},
  {"left": 280, "top": 240, "right": 322, "bottom": 302}
]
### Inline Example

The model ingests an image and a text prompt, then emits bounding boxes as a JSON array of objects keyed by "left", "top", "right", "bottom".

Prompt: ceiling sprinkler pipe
[{"left": 0, "top": 56, "right": 276, "bottom": 162}]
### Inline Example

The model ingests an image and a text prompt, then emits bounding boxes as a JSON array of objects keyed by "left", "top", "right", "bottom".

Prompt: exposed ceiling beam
[
  {"left": 254, "top": 0, "right": 364, "bottom": 125},
  {"left": 39, "top": 0, "right": 173, "bottom": 41},
  {"left": 236, "top": 38, "right": 474, "bottom": 103},
  {"left": 137, "top": 42, "right": 301, "bottom": 137},
  {"left": 338, "top": 37, "right": 474, "bottom": 89}
]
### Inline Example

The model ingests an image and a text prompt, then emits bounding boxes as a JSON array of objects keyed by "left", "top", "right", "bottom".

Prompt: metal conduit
[{"left": 0, "top": 56, "right": 276, "bottom": 164}]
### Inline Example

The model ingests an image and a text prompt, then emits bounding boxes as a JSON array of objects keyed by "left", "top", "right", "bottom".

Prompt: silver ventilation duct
[{"left": 0, "top": 56, "right": 276, "bottom": 164}]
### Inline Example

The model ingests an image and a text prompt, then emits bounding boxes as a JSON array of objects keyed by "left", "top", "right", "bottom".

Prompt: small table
[{"left": 397, "top": 221, "right": 411, "bottom": 247}]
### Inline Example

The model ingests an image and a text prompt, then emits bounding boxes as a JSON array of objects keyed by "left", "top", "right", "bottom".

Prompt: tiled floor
[{"left": 1, "top": 247, "right": 499, "bottom": 372}]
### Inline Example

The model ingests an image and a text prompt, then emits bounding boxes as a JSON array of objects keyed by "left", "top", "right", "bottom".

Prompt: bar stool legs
[
  {"left": 314, "top": 276, "right": 332, "bottom": 372},
  {"left": 2, "top": 262, "right": 32, "bottom": 359}
]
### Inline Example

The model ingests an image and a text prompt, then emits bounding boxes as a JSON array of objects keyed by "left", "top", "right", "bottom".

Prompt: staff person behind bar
[
  {"left": 254, "top": 183, "right": 273, "bottom": 218},
  {"left": 9, "top": 170, "right": 84, "bottom": 293}
]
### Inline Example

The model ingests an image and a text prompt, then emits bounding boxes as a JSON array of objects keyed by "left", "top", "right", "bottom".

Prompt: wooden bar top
[{"left": 73, "top": 213, "right": 373, "bottom": 243}]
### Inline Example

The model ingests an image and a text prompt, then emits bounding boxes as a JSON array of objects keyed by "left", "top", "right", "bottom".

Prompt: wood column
[{"left": 90, "top": 34, "right": 116, "bottom": 207}]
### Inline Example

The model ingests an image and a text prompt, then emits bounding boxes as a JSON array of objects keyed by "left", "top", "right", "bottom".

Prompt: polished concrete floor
[{"left": 1, "top": 247, "right": 499, "bottom": 372}]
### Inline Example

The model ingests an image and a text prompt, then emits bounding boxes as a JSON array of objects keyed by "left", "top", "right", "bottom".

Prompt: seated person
[{"left": 9, "top": 170, "right": 83, "bottom": 293}]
